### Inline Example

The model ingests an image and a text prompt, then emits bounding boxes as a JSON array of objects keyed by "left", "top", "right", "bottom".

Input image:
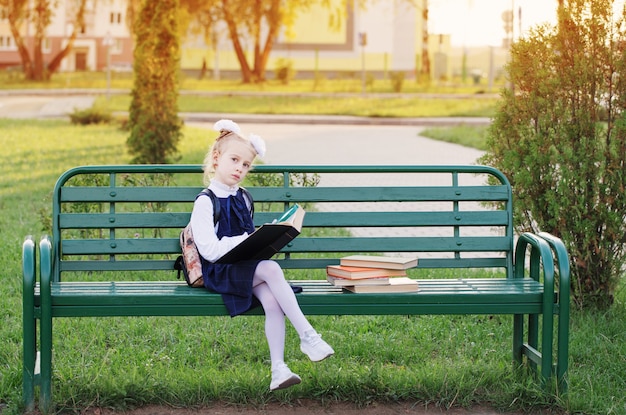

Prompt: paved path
[
  {"left": 0, "top": 94, "right": 96, "bottom": 119},
  {"left": 0, "top": 92, "right": 491, "bottom": 127},
  {"left": 188, "top": 122, "right": 485, "bottom": 166},
  {"left": 0, "top": 94, "right": 530, "bottom": 415}
]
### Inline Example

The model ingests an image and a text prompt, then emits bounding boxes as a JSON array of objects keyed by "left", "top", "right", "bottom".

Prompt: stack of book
[{"left": 326, "top": 255, "right": 419, "bottom": 293}]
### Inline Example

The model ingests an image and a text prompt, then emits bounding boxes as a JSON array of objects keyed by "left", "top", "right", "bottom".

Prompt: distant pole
[
  {"left": 511, "top": 0, "right": 515, "bottom": 41},
  {"left": 103, "top": 31, "right": 113, "bottom": 101},
  {"left": 359, "top": 32, "right": 367, "bottom": 95},
  {"left": 212, "top": 29, "right": 220, "bottom": 80}
]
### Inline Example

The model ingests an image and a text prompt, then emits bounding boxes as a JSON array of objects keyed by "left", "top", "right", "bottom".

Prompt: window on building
[
  {"left": 0, "top": 35, "right": 15, "bottom": 50},
  {"left": 110, "top": 12, "right": 122, "bottom": 24},
  {"left": 113, "top": 39, "right": 123, "bottom": 53},
  {"left": 43, "top": 38, "right": 51, "bottom": 53}
]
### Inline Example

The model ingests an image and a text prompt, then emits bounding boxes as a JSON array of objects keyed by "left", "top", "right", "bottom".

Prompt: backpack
[{"left": 174, "top": 188, "right": 254, "bottom": 287}]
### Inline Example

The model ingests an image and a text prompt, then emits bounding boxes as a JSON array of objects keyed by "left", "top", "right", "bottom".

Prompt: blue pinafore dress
[{"left": 200, "top": 189, "right": 262, "bottom": 317}]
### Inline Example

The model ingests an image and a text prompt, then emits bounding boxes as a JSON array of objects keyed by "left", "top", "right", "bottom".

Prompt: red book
[{"left": 326, "top": 265, "right": 406, "bottom": 280}]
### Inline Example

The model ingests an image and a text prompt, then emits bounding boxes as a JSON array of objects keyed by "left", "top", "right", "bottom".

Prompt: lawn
[
  {"left": 1, "top": 71, "right": 500, "bottom": 119},
  {"left": 0, "top": 118, "right": 625, "bottom": 415}
]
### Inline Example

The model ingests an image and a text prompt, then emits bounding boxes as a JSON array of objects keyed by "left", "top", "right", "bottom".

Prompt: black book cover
[{"left": 216, "top": 205, "right": 304, "bottom": 264}]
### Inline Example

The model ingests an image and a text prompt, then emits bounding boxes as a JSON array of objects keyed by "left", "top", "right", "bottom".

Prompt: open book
[
  {"left": 216, "top": 204, "right": 305, "bottom": 264},
  {"left": 342, "top": 277, "right": 419, "bottom": 293},
  {"left": 339, "top": 255, "right": 418, "bottom": 270}
]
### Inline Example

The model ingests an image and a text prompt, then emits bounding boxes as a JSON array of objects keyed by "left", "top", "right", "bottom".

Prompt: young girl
[{"left": 189, "top": 119, "right": 334, "bottom": 391}]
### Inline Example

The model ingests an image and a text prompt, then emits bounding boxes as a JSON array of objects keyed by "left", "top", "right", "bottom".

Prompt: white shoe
[
  {"left": 270, "top": 363, "right": 301, "bottom": 391},
  {"left": 300, "top": 330, "right": 334, "bottom": 362}
]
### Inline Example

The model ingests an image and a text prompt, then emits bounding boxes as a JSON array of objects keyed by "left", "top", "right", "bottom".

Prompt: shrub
[
  {"left": 389, "top": 71, "right": 405, "bottom": 92},
  {"left": 69, "top": 105, "right": 113, "bottom": 125},
  {"left": 274, "top": 58, "right": 295, "bottom": 85},
  {"left": 127, "top": 0, "right": 182, "bottom": 164},
  {"left": 480, "top": 0, "right": 626, "bottom": 310}
]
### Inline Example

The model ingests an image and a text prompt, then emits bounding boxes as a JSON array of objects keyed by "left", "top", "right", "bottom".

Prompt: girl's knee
[{"left": 256, "top": 260, "right": 283, "bottom": 279}]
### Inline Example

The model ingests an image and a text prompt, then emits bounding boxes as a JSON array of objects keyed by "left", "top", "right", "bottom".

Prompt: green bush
[
  {"left": 69, "top": 105, "right": 113, "bottom": 125},
  {"left": 312, "top": 72, "right": 326, "bottom": 91},
  {"left": 480, "top": 0, "right": 626, "bottom": 310},
  {"left": 389, "top": 71, "right": 405, "bottom": 93},
  {"left": 127, "top": 0, "right": 182, "bottom": 164},
  {"left": 274, "top": 58, "right": 295, "bottom": 85}
]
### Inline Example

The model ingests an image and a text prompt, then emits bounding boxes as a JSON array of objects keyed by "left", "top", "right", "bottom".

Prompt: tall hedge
[
  {"left": 481, "top": 0, "right": 626, "bottom": 310},
  {"left": 127, "top": 0, "right": 182, "bottom": 164}
]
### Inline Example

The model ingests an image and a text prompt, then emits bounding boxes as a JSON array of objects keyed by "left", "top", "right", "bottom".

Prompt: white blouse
[{"left": 189, "top": 179, "right": 250, "bottom": 262}]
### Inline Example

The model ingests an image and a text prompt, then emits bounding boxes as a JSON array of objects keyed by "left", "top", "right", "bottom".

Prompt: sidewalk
[
  {"left": 0, "top": 91, "right": 492, "bottom": 127},
  {"left": 0, "top": 93, "right": 532, "bottom": 415}
]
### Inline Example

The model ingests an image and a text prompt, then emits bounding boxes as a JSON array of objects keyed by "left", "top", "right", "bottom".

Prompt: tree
[
  {"left": 419, "top": 0, "right": 431, "bottom": 83},
  {"left": 0, "top": 0, "right": 88, "bottom": 81},
  {"left": 180, "top": 0, "right": 377, "bottom": 83},
  {"left": 480, "top": 0, "right": 626, "bottom": 310},
  {"left": 127, "top": 0, "right": 182, "bottom": 164},
  {"left": 179, "top": 0, "right": 312, "bottom": 83}
]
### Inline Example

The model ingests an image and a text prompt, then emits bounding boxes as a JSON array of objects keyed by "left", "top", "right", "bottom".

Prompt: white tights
[{"left": 252, "top": 260, "right": 313, "bottom": 367}]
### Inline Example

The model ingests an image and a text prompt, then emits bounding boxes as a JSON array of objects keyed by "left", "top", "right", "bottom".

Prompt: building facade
[
  {"left": 0, "top": 0, "right": 133, "bottom": 71},
  {"left": 0, "top": 0, "right": 507, "bottom": 82}
]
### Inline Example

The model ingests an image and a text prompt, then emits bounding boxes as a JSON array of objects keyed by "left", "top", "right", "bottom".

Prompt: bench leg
[
  {"left": 39, "top": 317, "right": 53, "bottom": 413},
  {"left": 22, "top": 237, "right": 36, "bottom": 411},
  {"left": 22, "top": 318, "right": 37, "bottom": 412},
  {"left": 540, "top": 309, "right": 554, "bottom": 386},
  {"left": 39, "top": 237, "right": 54, "bottom": 414},
  {"left": 528, "top": 313, "right": 539, "bottom": 372},
  {"left": 512, "top": 314, "right": 523, "bottom": 365}
]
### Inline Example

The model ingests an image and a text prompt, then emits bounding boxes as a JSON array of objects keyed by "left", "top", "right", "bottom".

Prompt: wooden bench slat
[
  {"left": 59, "top": 210, "right": 510, "bottom": 229},
  {"left": 60, "top": 185, "right": 511, "bottom": 203},
  {"left": 60, "top": 236, "right": 512, "bottom": 256},
  {"left": 39, "top": 278, "right": 544, "bottom": 312},
  {"left": 58, "top": 257, "right": 510, "bottom": 272},
  {"left": 23, "top": 164, "right": 570, "bottom": 410}
]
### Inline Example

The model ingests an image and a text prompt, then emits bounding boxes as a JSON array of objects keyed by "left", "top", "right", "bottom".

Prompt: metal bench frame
[{"left": 22, "top": 164, "right": 570, "bottom": 412}]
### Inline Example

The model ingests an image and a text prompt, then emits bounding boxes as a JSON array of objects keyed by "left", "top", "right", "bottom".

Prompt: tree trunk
[
  {"left": 420, "top": 0, "right": 430, "bottom": 82},
  {"left": 7, "top": 7, "right": 33, "bottom": 79},
  {"left": 221, "top": 0, "right": 254, "bottom": 83},
  {"left": 253, "top": 0, "right": 280, "bottom": 82},
  {"left": 47, "top": 0, "right": 87, "bottom": 75}
]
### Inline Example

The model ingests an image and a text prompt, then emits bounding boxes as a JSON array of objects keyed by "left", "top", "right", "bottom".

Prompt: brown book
[
  {"left": 326, "top": 275, "right": 390, "bottom": 287},
  {"left": 342, "top": 277, "right": 419, "bottom": 293},
  {"left": 216, "top": 205, "right": 304, "bottom": 263},
  {"left": 326, "top": 265, "right": 406, "bottom": 279},
  {"left": 340, "top": 255, "right": 418, "bottom": 270}
]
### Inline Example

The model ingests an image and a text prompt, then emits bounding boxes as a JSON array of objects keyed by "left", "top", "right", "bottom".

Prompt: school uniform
[{"left": 190, "top": 181, "right": 261, "bottom": 317}]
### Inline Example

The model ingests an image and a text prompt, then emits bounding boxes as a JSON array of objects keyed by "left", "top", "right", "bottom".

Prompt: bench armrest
[
  {"left": 39, "top": 235, "right": 53, "bottom": 294},
  {"left": 22, "top": 236, "right": 36, "bottom": 411},
  {"left": 537, "top": 232, "right": 570, "bottom": 310},
  {"left": 22, "top": 236, "right": 36, "bottom": 307},
  {"left": 514, "top": 232, "right": 555, "bottom": 290},
  {"left": 514, "top": 231, "right": 556, "bottom": 324},
  {"left": 538, "top": 232, "right": 570, "bottom": 389}
]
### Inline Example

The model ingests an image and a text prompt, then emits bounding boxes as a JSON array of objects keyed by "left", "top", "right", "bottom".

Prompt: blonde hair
[{"left": 202, "top": 130, "right": 257, "bottom": 186}]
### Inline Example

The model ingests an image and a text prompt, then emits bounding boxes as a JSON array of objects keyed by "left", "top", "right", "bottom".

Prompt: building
[
  {"left": 0, "top": 0, "right": 507, "bottom": 82},
  {"left": 0, "top": 0, "right": 132, "bottom": 71},
  {"left": 182, "top": 0, "right": 446, "bottom": 80}
]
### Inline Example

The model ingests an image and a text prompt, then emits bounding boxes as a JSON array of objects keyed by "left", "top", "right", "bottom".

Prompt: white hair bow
[
  {"left": 213, "top": 119, "right": 241, "bottom": 134},
  {"left": 249, "top": 133, "right": 266, "bottom": 158}
]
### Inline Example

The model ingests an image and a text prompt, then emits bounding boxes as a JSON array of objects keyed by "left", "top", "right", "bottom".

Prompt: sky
[{"left": 429, "top": 0, "right": 562, "bottom": 47}]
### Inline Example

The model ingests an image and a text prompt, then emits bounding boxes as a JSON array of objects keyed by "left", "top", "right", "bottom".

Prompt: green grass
[
  {"left": 420, "top": 125, "right": 491, "bottom": 150},
  {"left": 100, "top": 93, "right": 497, "bottom": 118},
  {"left": 0, "top": 70, "right": 504, "bottom": 95},
  {"left": 1, "top": 71, "right": 500, "bottom": 118},
  {"left": 1, "top": 118, "right": 625, "bottom": 415}
]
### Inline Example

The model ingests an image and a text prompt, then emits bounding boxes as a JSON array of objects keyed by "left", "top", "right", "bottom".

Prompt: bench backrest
[{"left": 51, "top": 165, "right": 514, "bottom": 282}]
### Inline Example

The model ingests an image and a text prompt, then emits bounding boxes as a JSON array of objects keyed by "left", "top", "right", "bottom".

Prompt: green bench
[{"left": 22, "top": 164, "right": 570, "bottom": 412}]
